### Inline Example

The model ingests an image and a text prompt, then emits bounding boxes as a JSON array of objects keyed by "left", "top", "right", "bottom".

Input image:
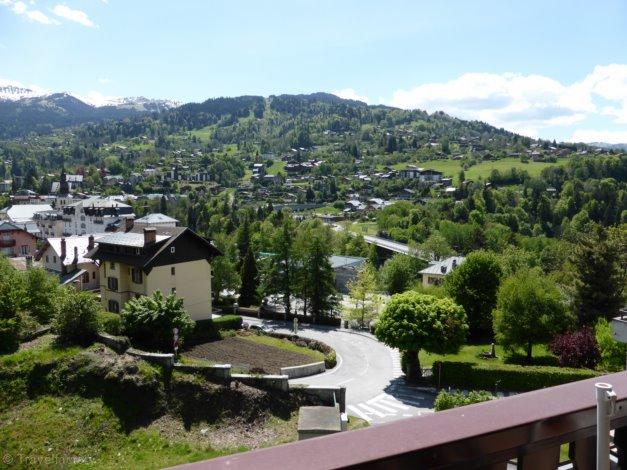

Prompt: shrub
[
  {"left": 434, "top": 390, "right": 495, "bottom": 411},
  {"left": 121, "top": 291, "right": 195, "bottom": 351},
  {"left": 0, "top": 317, "right": 21, "bottom": 353},
  {"left": 97, "top": 312, "right": 123, "bottom": 336},
  {"left": 191, "top": 315, "right": 243, "bottom": 342},
  {"left": 595, "top": 318, "right": 627, "bottom": 372},
  {"left": 23, "top": 268, "right": 60, "bottom": 324},
  {"left": 53, "top": 289, "right": 100, "bottom": 345},
  {"left": 549, "top": 326, "right": 600, "bottom": 369},
  {"left": 433, "top": 361, "right": 599, "bottom": 392}
]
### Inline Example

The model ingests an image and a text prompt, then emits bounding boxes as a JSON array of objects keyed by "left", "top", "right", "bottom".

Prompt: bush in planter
[
  {"left": 549, "top": 326, "right": 600, "bottom": 369},
  {"left": 191, "top": 315, "right": 243, "bottom": 342},
  {"left": 121, "top": 291, "right": 194, "bottom": 351},
  {"left": 53, "top": 288, "right": 100, "bottom": 345}
]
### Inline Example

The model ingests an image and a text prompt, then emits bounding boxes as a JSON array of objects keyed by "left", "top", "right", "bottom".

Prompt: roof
[
  {"left": 330, "top": 255, "right": 366, "bottom": 269},
  {"left": 135, "top": 213, "right": 179, "bottom": 224},
  {"left": 40, "top": 234, "right": 107, "bottom": 266},
  {"left": 60, "top": 268, "right": 87, "bottom": 285},
  {"left": 1, "top": 204, "right": 53, "bottom": 223},
  {"left": 419, "top": 256, "right": 466, "bottom": 276},
  {"left": 87, "top": 226, "right": 221, "bottom": 272},
  {"left": 66, "top": 197, "right": 131, "bottom": 209},
  {"left": 96, "top": 232, "right": 170, "bottom": 248}
]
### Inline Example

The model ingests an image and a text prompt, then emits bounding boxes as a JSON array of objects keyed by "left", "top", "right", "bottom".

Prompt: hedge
[
  {"left": 97, "top": 312, "right": 123, "bottom": 336},
  {"left": 190, "top": 315, "right": 243, "bottom": 343},
  {"left": 249, "top": 307, "right": 342, "bottom": 327},
  {"left": 432, "top": 361, "right": 600, "bottom": 392}
]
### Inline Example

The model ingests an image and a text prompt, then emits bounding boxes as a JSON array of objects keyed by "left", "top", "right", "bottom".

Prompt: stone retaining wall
[
  {"left": 173, "top": 363, "right": 231, "bottom": 381},
  {"left": 96, "top": 332, "right": 131, "bottom": 354},
  {"left": 280, "top": 361, "right": 326, "bottom": 379},
  {"left": 126, "top": 348, "right": 175, "bottom": 367}
]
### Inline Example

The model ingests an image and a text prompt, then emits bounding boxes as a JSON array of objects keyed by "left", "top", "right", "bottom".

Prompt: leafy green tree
[
  {"left": 595, "top": 318, "right": 627, "bottom": 372},
  {"left": 211, "top": 233, "right": 241, "bottom": 302},
  {"left": 121, "top": 290, "right": 194, "bottom": 351},
  {"left": 493, "top": 269, "right": 573, "bottom": 363},
  {"left": 0, "top": 257, "right": 25, "bottom": 352},
  {"left": 418, "top": 232, "right": 454, "bottom": 260},
  {"left": 346, "top": 262, "right": 380, "bottom": 328},
  {"left": 375, "top": 292, "right": 468, "bottom": 381},
  {"left": 239, "top": 247, "right": 259, "bottom": 307},
  {"left": 380, "top": 254, "right": 426, "bottom": 294},
  {"left": 571, "top": 226, "right": 626, "bottom": 323},
  {"left": 445, "top": 250, "right": 503, "bottom": 339},
  {"left": 236, "top": 217, "right": 251, "bottom": 266},
  {"left": 367, "top": 243, "right": 380, "bottom": 268},
  {"left": 24, "top": 268, "right": 60, "bottom": 324},
  {"left": 53, "top": 288, "right": 100, "bottom": 346}
]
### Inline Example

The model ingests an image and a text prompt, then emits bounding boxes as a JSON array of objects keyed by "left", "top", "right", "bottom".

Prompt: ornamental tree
[
  {"left": 493, "top": 269, "right": 573, "bottom": 363},
  {"left": 444, "top": 250, "right": 503, "bottom": 340},
  {"left": 375, "top": 292, "right": 468, "bottom": 381}
]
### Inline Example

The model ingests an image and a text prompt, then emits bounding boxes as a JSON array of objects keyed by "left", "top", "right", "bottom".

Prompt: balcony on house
[
  {"left": 0, "top": 238, "right": 16, "bottom": 247},
  {"left": 179, "top": 371, "right": 627, "bottom": 470}
]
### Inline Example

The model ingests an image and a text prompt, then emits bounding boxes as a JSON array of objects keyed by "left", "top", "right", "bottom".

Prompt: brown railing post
[
  {"left": 517, "top": 445, "right": 560, "bottom": 470},
  {"left": 570, "top": 436, "right": 595, "bottom": 469}
]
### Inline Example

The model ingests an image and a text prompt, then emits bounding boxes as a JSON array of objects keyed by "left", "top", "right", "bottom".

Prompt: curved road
[{"left": 245, "top": 317, "right": 434, "bottom": 424}]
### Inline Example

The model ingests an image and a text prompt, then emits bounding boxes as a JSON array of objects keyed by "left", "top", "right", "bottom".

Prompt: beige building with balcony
[{"left": 87, "top": 225, "right": 220, "bottom": 320}]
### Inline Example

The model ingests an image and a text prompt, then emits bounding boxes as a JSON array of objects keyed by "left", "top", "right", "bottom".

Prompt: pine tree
[
  {"left": 236, "top": 217, "right": 251, "bottom": 267},
  {"left": 301, "top": 232, "right": 338, "bottom": 322},
  {"left": 367, "top": 243, "right": 380, "bottom": 268},
  {"left": 239, "top": 247, "right": 258, "bottom": 307},
  {"left": 59, "top": 167, "right": 69, "bottom": 195},
  {"left": 160, "top": 195, "right": 168, "bottom": 214}
]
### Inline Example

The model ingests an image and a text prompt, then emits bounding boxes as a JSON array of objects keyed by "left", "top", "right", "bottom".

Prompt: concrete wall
[
  {"left": 295, "top": 385, "right": 346, "bottom": 413},
  {"left": 126, "top": 348, "right": 175, "bottom": 367},
  {"left": 173, "top": 363, "right": 231, "bottom": 381},
  {"left": 280, "top": 361, "right": 325, "bottom": 379},
  {"left": 231, "top": 373, "right": 289, "bottom": 392}
]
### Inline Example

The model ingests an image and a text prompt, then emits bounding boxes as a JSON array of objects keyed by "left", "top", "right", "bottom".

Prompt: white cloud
[
  {"left": 333, "top": 88, "right": 370, "bottom": 104},
  {"left": 0, "top": 0, "right": 59, "bottom": 24},
  {"left": 98, "top": 77, "right": 112, "bottom": 85},
  {"left": 52, "top": 4, "right": 95, "bottom": 27},
  {"left": 388, "top": 65, "right": 627, "bottom": 140},
  {"left": 571, "top": 129, "right": 627, "bottom": 145}
]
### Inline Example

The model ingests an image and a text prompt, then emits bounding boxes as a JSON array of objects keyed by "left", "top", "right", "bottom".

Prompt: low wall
[
  {"left": 280, "top": 361, "right": 326, "bottom": 379},
  {"left": 173, "top": 363, "right": 231, "bottom": 381},
  {"left": 294, "top": 385, "right": 346, "bottom": 413},
  {"left": 96, "top": 332, "right": 131, "bottom": 354},
  {"left": 232, "top": 373, "right": 289, "bottom": 392},
  {"left": 126, "top": 348, "right": 175, "bottom": 368}
]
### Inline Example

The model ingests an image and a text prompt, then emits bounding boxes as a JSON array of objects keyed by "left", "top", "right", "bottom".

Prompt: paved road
[{"left": 244, "top": 317, "right": 435, "bottom": 424}]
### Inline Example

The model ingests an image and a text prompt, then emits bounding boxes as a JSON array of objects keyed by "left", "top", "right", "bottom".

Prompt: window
[
  {"left": 20, "top": 245, "right": 28, "bottom": 255},
  {"left": 108, "top": 300, "right": 119, "bottom": 313},
  {"left": 45, "top": 255, "right": 49, "bottom": 263},
  {"left": 110, "top": 262, "right": 116, "bottom": 270},
  {"left": 53, "top": 256, "right": 57, "bottom": 263},
  {"left": 171, "top": 287, "right": 176, "bottom": 295},
  {"left": 171, "top": 267, "right": 176, "bottom": 276},
  {"left": 131, "top": 268, "right": 142, "bottom": 284},
  {"left": 82, "top": 272, "right": 89, "bottom": 283},
  {"left": 107, "top": 277, "right": 118, "bottom": 291},
  {"left": 170, "top": 246, "right": 176, "bottom": 254},
  {"left": 92, "top": 271, "right": 96, "bottom": 280}
]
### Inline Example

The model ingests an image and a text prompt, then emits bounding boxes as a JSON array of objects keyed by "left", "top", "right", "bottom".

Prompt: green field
[
  {"left": 419, "top": 343, "right": 556, "bottom": 367},
  {"left": 266, "top": 160, "right": 286, "bottom": 175},
  {"left": 394, "top": 157, "right": 569, "bottom": 185}
]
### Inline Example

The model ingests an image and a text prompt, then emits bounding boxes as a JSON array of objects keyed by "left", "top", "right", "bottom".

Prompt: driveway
[{"left": 243, "top": 317, "right": 435, "bottom": 424}]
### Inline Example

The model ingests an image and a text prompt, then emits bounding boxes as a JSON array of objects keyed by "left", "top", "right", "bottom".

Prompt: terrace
[{"left": 177, "top": 368, "right": 627, "bottom": 469}]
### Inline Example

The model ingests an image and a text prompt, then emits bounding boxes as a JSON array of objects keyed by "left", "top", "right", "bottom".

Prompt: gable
[{"left": 144, "top": 229, "right": 220, "bottom": 272}]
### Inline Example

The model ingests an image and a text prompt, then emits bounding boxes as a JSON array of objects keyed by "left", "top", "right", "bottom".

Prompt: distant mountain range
[
  {"left": 0, "top": 87, "right": 179, "bottom": 137},
  {"left": 589, "top": 142, "right": 627, "bottom": 151}
]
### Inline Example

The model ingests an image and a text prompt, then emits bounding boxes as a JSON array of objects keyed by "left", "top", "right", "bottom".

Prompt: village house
[
  {"left": 419, "top": 256, "right": 465, "bottom": 286},
  {"left": 60, "top": 197, "right": 134, "bottom": 235},
  {"left": 134, "top": 213, "right": 179, "bottom": 228},
  {"left": 0, "top": 221, "right": 39, "bottom": 257},
  {"left": 87, "top": 224, "right": 220, "bottom": 320},
  {"left": 0, "top": 203, "right": 53, "bottom": 224},
  {"left": 330, "top": 255, "right": 366, "bottom": 294},
  {"left": 33, "top": 210, "right": 65, "bottom": 237},
  {"left": 36, "top": 235, "right": 103, "bottom": 290}
]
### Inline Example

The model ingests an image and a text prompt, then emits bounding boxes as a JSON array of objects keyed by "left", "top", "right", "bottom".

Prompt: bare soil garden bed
[{"left": 183, "top": 336, "right": 318, "bottom": 374}]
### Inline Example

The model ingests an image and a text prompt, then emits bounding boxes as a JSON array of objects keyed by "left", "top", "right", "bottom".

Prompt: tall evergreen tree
[
  {"left": 59, "top": 167, "right": 69, "bottom": 195},
  {"left": 239, "top": 247, "right": 259, "bottom": 307},
  {"left": 301, "top": 231, "right": 338, "bottom": 322}
]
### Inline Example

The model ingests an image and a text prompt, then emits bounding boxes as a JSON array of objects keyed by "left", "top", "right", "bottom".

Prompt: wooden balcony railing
[{"left": 172, "top": 371, "right": 627, "bottom": 470}]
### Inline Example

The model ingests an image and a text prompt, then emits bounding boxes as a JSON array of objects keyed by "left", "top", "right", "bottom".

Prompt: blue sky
[{"left": 2, "top": 0, "right": 627, "bottom": 142}]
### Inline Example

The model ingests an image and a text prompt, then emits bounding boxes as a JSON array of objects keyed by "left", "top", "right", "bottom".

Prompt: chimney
[
  {"left": 452, "top": 259, "right": 458, "bottom": 268},
  {"left": 60, "top": 238, "right": 67, "bottom": 259},
  {"left": 124, "top": 216, "right": 135, "bottom": 232},
  {"left": 143, "top": 227, "right": 156, "bottom": 246},
  {"left": 440, "top": 265, "right": 447, "bottom": 274},
  {"left": 87, "top": 235, "right": 94, "bottom": 250},
  {"left": 73, "top": 246, "right": 79, "bottom": 263}
]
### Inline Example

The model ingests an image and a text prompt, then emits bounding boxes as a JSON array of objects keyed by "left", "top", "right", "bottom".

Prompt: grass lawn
[
  {"left": 266, "top": 160, "right": 286, "bottom": 175},
  {"left": 394, "top": 157, "right": 569, "bottom": 185},
  {"left": 419, "top": 343, "right": 556, "bottom": 368},
  {"left": 239, "top": 333, "right": 326, "bottom": 364},
  {"left": 342, "top": 221, "right": 378, "bottom": 236},
  {"left": 0, "top": 335, "right": 80, "bottom": 370},
  {"left": 188, "top": 125, "right": 213, "bottom": 143}
]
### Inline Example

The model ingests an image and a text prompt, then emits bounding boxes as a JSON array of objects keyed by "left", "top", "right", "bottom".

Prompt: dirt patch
[
  {"left": 18, "top": 333, "right": 55, "bottom": 351},
  {"left": 183, "top": 337, "right": 315, "bottom": 374}
]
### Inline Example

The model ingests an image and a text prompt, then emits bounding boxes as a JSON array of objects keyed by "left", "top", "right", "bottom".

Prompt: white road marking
[
  {"left": 358, "top": 403, "right": 387, "bottom": 418},
  {"left": 365, "top": 400, "right": 398, "bottom": 413},
  {"left": 378, "top": 398, "right": 411, "bottom": 410},
  {"left": 347, "top": 405, "right": 372, "bottom": 422}
]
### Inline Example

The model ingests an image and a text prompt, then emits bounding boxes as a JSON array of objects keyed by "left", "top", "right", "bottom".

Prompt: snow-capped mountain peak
[{"left": 0, "top": 84, "right": 46, "bottom": 101}]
